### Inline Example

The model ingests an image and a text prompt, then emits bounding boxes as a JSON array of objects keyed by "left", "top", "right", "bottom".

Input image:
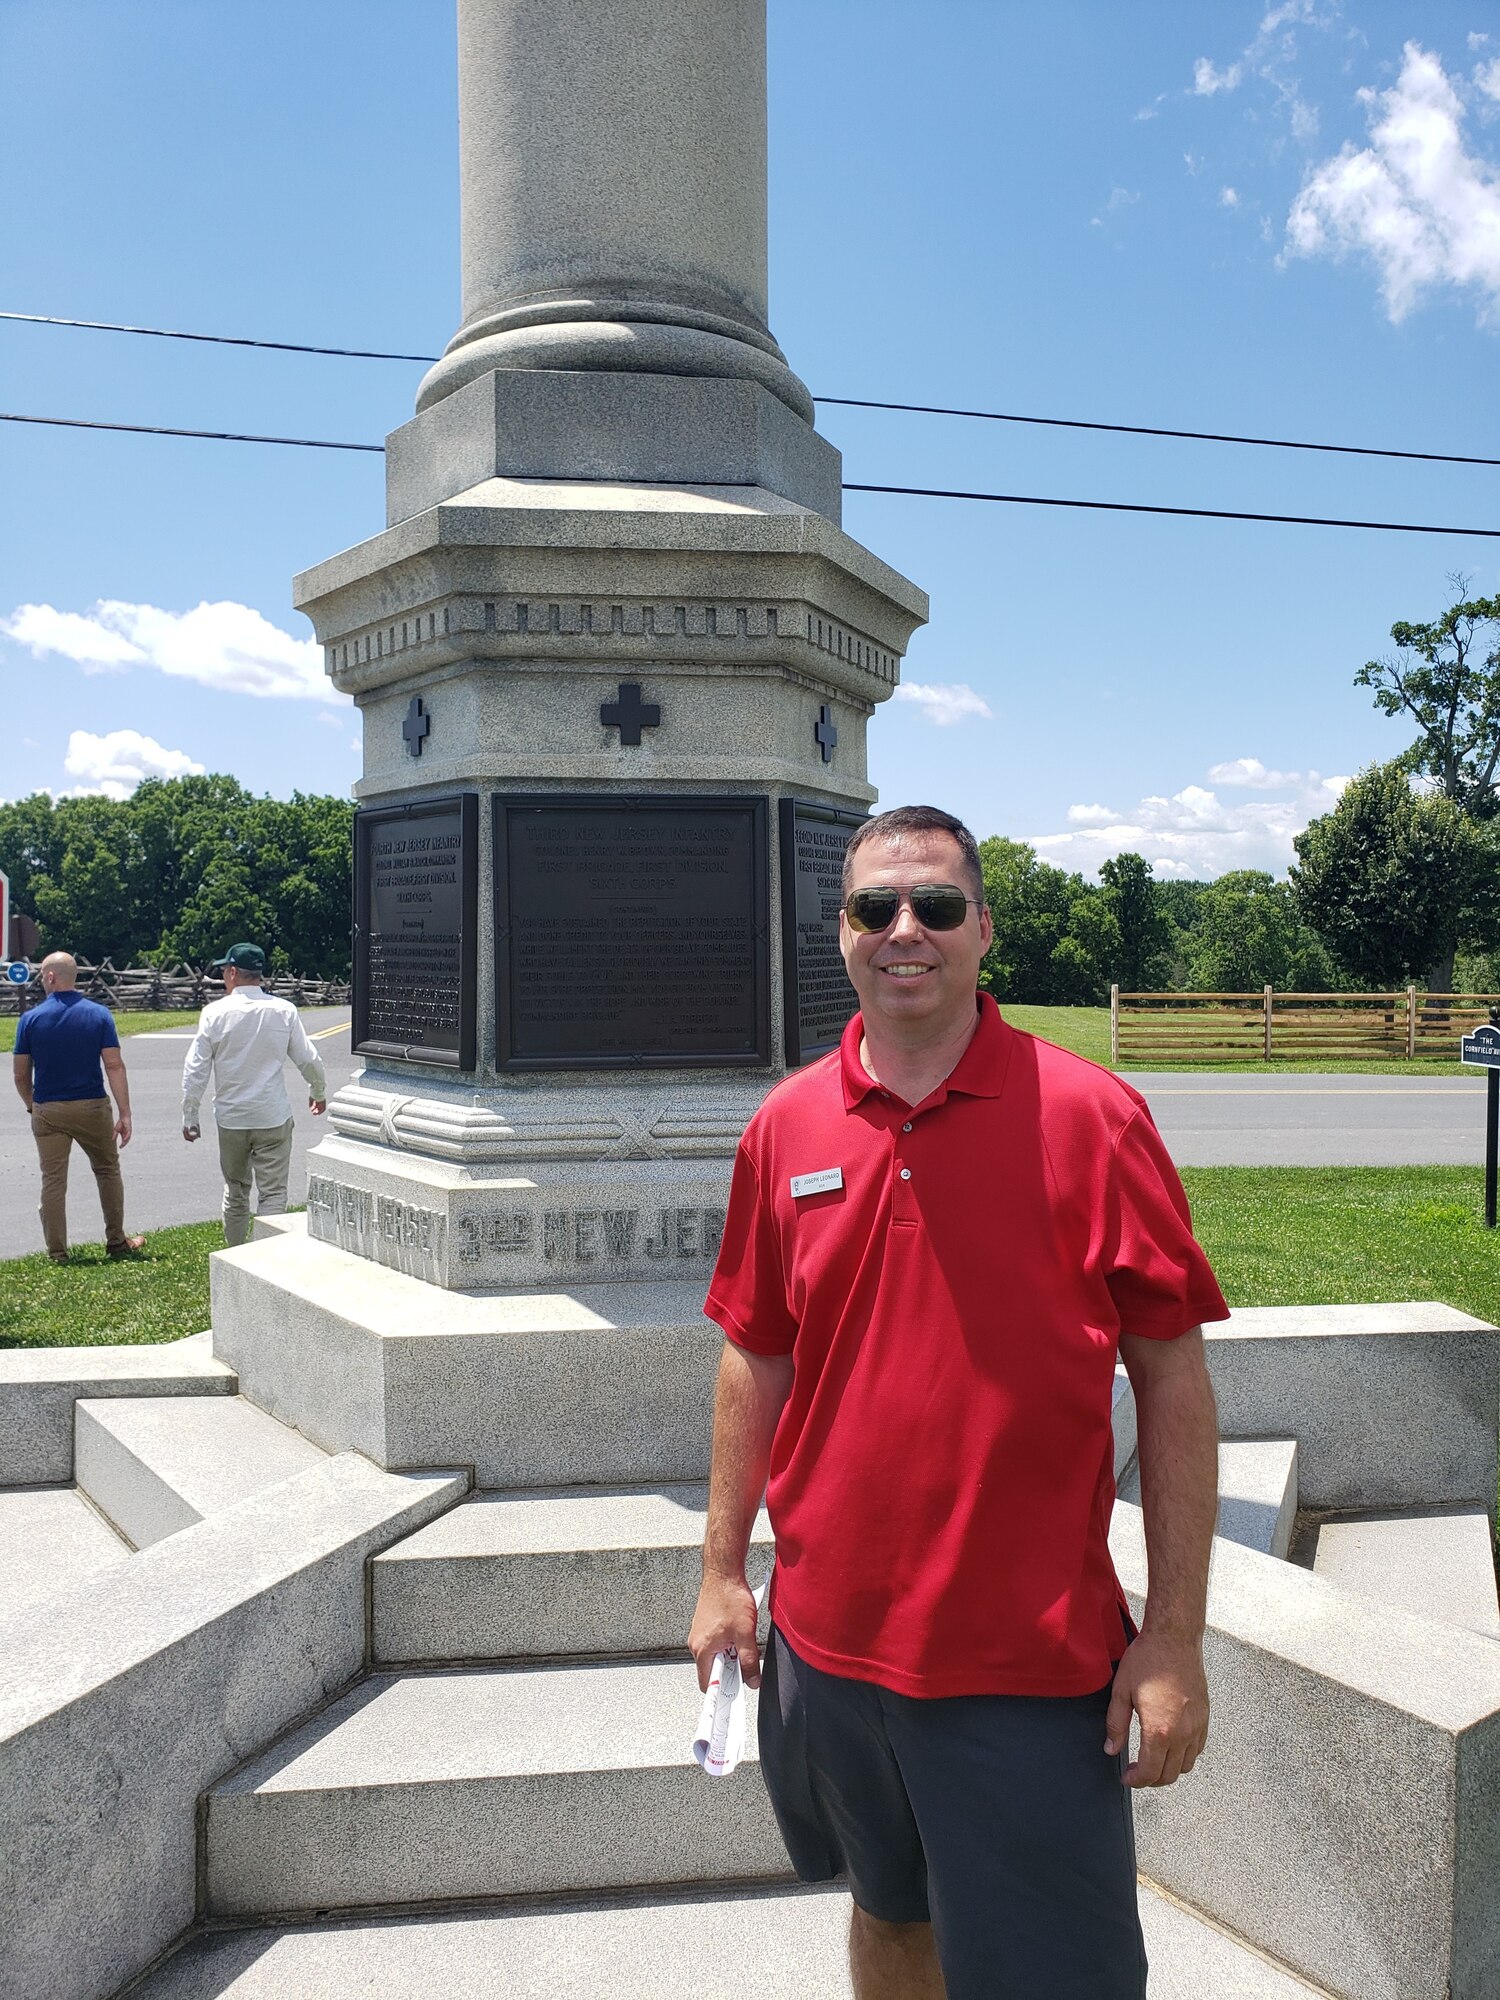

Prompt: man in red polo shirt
[{"left": 689, "top": 804, "right": 1225, "bottom": 2000}]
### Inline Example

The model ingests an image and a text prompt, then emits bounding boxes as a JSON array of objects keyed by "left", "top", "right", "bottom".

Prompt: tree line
[
  {"left": 0, "top": 776, "right": 355, "bottom": 978},
  {"left": 981, "top": 580, "right": 1500, "bottom": 1004}
]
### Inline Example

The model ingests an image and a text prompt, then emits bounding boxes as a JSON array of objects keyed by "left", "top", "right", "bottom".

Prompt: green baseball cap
[{"left": 212, "top": 942, "right": 267, "bottom": 972}]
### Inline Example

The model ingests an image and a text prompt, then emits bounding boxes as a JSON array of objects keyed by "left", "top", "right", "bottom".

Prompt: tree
[
  {"left": 1185, "top": 871, "right": 1336, "bottom": 992},
  {"left": 1291, "top": 762, "right": 1478, "bottom": 989},
  {"left": 1356, "top": 579, "right": 1500, "bottom": 820},
  {"left": 1097, "top": 853, "right": 1173, "bottom": 991},
  {"left": 0, "top": 777, "right": 355, "bottom": 974},
  {"left": 978, "top": 839, "right": 1119, "bottom": 1006}
]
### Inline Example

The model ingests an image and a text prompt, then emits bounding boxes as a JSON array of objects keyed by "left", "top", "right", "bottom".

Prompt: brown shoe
[
  {"left": 48, "top": 1251, "right": 69, "bottom": 1266},
  {"left": 106, "top": 1236, "right": 148, "bottom": 1260}
]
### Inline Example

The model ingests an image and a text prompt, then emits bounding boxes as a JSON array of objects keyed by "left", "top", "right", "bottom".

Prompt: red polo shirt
[{"left": 705, "top": 996, "right": 1227, "bottom": 1699}]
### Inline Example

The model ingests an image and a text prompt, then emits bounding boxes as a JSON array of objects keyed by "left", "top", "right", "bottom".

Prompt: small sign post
[
  {"left": 1459, "top": 1013, "right": 1500, "bottom": 1228},
  {"left": 0, "top": 866, "right": 8, "bottom": 961}
]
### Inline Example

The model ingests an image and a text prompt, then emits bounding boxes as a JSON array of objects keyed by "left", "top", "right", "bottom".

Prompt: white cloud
[
  {"left": 1026, "top": 760, "right": 1350, "bottom": 879},
  {"left": 891, "top": 681, "right": 994, "bottom": 727},
  {"left": 1194, "top": 57, "right": 1244, "bottom": 96},
  {"left": 1220, "top": 185, "right": 1242, "bottom": 207},
  {"left": 1, "top": 604, "right": 145, "bottom": 670},
  {"left": 1475, "top": 56, "right": 1500, "bottom": 104},
  {"left": 1, "top": 598, "right": 339, "bottom": 702},
  {"left": 1207, "top": 756, "right": 1300, "bottom": 788},
  {"left": 1188, "top": 7, "right": 1331, "bottom": 141},
  {"left": 63, "top": 729, "right": 205, "bottom": 801},
  {"left": 1285, "top": 43, "right": 1500, "bottom": 321}
]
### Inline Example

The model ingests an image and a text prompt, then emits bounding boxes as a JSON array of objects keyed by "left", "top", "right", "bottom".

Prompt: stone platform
[{"left": 2, "top": 1300, "right": 1496, "bottom": 2000}]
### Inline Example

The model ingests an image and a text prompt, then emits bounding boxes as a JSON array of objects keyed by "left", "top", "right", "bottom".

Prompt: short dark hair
[{"left": 841, "top": 805, "right": 985, "bottom": 902}]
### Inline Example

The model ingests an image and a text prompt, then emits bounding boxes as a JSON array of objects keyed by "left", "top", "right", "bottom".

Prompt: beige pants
[
  {"left": 31, "top": 1097, "right": 127, "bottom": 1257},
  {"left": 217, "top": 1119, "right": 295, "bottom": 1247}
]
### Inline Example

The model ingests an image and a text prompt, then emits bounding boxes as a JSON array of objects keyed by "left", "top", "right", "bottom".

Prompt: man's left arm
[
  {"left": 13, "top": 1053, "right": 33, "bottom": 1113},
  {"left": 101, "top": 1046, "right": 133, "bottom": 1147},
  {"left": 286, "top": 1013, "right": 327, "bottom": 1114},
  {"left": 1106, "top": 1327, "right": 1219, "bottom": 1788}
]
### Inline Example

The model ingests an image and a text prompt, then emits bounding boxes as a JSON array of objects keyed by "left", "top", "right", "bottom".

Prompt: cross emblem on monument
[
  {"left": 815, "top": 703, "right": 838, "bottom": 764},
  {"left": 600, "top": 682, "right": 661, "bottom": 747},
  {"left": 403, "top": 696, "right": 431, "bottom": 757}
]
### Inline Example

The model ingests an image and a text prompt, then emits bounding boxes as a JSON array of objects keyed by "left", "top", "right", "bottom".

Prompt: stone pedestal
[{"left": 217, "top": 0, "right": 926, "bottom": 1427}]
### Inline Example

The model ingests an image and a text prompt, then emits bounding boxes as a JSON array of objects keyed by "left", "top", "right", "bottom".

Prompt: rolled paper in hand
[{"left": 690, "top": 1576, "right": 768, "bottom": 1777}]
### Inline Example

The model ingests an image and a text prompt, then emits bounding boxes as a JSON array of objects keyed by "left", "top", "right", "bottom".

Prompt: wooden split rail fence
[
  {"left": 0, "top": 960, "right": 351, "bottom": 1017},
  {"left": 1111, "top": 987, "right": 1500, "bottom": 1064}
]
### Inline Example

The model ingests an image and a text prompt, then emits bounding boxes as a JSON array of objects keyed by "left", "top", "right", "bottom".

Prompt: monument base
[
  {"left": 210, "top": 1217, "right": 721, "bottom": 1486},
  {"left": 305, "top": 1133, "right": 734, "bottom": 1291}
]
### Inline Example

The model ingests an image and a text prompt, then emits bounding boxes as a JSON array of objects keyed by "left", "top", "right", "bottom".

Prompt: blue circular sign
[{"left": 6, "top": 962, "right": 29, "bottom": 985}]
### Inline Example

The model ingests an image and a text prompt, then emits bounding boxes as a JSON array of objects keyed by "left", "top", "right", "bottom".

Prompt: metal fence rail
[
  {"left": 0, "top": 959, "right": 351, "bottom": 1017},
  {"left": 1110, "top": 986, "right": 1500, "bottom": 1063}
]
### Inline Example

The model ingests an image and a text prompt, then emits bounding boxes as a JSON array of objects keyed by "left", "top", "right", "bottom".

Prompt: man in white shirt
[{"left": 181, "top": 943, "right": 328, "bottom": 1246}]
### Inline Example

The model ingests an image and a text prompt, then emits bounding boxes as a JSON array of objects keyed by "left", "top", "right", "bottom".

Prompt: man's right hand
[
  {"left": 689, "top": 1572, "right": 763, "bottom": 1692},
  {"left": 182, "top": 1125, "right": 200, "bottom": 1143}
]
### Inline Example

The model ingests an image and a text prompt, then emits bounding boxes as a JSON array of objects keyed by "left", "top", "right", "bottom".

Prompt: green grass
[
  {"left": 1184, "top": 1166, "right": 1500, "bottom": 1326},
  {"left": 1003, "top": 1002, "right": 1473, "bottom": 1076},
  {"left": 0, "top": 1010, "right": 201, "bottom": 1054},
  {"left": 0, "top": 1220, "right": 222, "bottom": 1349},
  {"left": 5, "top": 1170, "right": 1500, "bottom": 1349}
]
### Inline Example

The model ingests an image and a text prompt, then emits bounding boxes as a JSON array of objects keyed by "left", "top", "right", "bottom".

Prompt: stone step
[
  {"left": 1309, "top": 1506, "right": 1500, "bottom": 1639},
  {"left": 0, "top": 1328, "right": 236, "bottom": 1486},
  {"left": 136, "top": 1878, "right": 1332, "bottom": 1998},
  {"left": 1215, "top": 1439, "right": 1299, "bottom": 1558},
  {"left": 204, "top": 1657, "right": 789, "bottom": 1918},
  {"left": 371, "top": 1483, "right": 773, "bottom": 1663},
  {"left": 1117, "top": 1437, "right": 1298, "bottom": 1560},
  {"left": 75, "top": 1394, "right": 327, "bottom": 1550},
  {"left": 0, "top": 1484, "right": 132, "bottom": 1618},
  {"left": 212, "top": 1225, "right": 723, "bottom": 1486}
]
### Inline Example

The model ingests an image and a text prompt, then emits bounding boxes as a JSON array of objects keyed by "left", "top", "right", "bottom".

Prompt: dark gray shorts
[{"left": 758, "top": 1626, "right": 1147, "bottom": 2000}]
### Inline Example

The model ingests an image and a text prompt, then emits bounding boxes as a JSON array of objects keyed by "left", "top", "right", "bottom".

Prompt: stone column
[
  {"left": 418, "top": 0, "right": 812, "bottom": 424},
  {"left": 213, "top": 0, "right": 928, "bottom": 1466}
]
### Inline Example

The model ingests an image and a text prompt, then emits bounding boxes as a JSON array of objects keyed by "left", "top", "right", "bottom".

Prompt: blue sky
[{"left": 2, "top": 1, "right": 1497, "bottom": 879}]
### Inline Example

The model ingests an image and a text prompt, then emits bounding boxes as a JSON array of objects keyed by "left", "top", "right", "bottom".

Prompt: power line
[
  {"left": 844, "top": 481, "right": 1500, "bottom": 539},
  {"left": 5, "top": 411, "right": 1495, "bottom": 537},
  {"left": 4, "top": 308, "right": 1495, "bottom": 470},
  {"left": 0, "top": 412, "right": 384, "bottom": 453},
  {"left": 0, "top": 310, "right": 438, "bottom": 365},
  {"left": 821, "top": 396, "right": 1500, "bottom": 471}
]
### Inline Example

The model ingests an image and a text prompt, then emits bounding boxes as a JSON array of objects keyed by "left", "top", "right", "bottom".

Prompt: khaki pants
[
  {"left": 30, "top": 1098, "right": 127, "bottom": 1257},
  {"left": 217, "top": 1120, "right": 295, "bottom": 1247}
]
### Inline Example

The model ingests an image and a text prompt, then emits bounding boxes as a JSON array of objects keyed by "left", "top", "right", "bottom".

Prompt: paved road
[
  {"left": 0, "top": 1009, "right": 359, "bottom": 1259},
  {"left": 1, "top": 1037, "right": 1487, "bottom": 1258},
  {"left": 1128, "top": 1072, "right": 1487, "bottom": 1169}
]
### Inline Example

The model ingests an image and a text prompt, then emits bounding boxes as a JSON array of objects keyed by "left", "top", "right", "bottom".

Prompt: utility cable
[
  {"left": 0, "top": 309, "right": 437, "bottom": 365},
  {"left": 3, "top": 308, "right": 1496, "bottom": 470},
  {"left": 843, "top": 480, "right": 1500, "bottom": 539},
  {"left": 0, "top": 412, "right": 384, "bottom": 452},
  {"left": 4, "top": 412, "right": 1495, "bottom": 536}
]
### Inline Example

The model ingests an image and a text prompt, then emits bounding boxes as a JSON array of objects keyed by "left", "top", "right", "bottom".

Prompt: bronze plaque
[
  {"left": 353, "top": 793, "right": 478, "bottom": 1068},
  {"left": 780, "top": 798, "right": 865, "bottom": 1066},
  {"left": 494, "top": 795, "right": 770, "bottom": 1068}
]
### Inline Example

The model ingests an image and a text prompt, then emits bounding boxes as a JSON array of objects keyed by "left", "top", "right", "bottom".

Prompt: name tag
[{"left": 790, "top": 1167, "right": 843, "bottom": 1199}]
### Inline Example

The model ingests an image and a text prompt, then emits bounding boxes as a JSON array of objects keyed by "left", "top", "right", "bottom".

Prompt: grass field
[
  {"left": 5, "top": 1168, "right": 1500, "bottom": 1349},
  {"left": 0, "top": 1010, "right": 200, "bottom": 1054},
  {"left": 0, "top": 1220, "right": 223, "bottom": 1349},
  {"left": 1003, "top": 1002, "right": 1471, "bottom": 1076}
]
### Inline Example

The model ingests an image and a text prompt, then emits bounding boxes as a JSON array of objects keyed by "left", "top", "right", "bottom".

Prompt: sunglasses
[{"left": 843, "top": 883, "right": 982, "bottom": 934}]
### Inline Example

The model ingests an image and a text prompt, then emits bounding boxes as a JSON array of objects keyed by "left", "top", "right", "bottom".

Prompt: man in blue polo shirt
[{"left": 12, "top": 952, "right": 145, "bottom": 1264}]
